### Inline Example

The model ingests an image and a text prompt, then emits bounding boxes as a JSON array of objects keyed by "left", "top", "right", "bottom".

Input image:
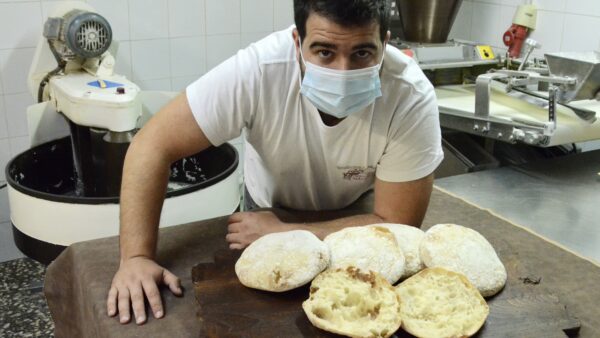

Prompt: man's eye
[
  {"left": 317, "top": 50, "right": 333, "bottom": 58},
  {"left": 355, "top": 50, "right": 372, "bottom": 59}
]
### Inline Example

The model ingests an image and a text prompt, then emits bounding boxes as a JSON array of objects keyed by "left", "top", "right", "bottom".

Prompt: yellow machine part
[{"left": 476, "top": 45, "right": 495, "bottom": 60}]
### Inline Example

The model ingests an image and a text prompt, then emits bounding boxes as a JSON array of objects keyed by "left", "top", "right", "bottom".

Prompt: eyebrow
[
  {"left": 352, "top": 43, "right": 378, "bottom": 51},
  {"left": 309, "top": 42, "right": 337, "bottom": 50},
  {"left": 308, "top": 42, "right": 378, "bottom": 50}
]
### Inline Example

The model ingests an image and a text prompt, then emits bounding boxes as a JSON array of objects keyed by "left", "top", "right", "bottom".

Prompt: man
[{"left": 107, "top": 0, "right": 443, "bottom": 325}]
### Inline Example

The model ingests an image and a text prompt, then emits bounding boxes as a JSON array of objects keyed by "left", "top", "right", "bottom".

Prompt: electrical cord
[
  {"left": 38, "top": 66, "right": 64, "bottom": 103},
  {"left": 0, "top": 183, "right": 7, "bottom": 190},
  {"left": 37, "top": 39, "right": 66, "bottom": 103}
]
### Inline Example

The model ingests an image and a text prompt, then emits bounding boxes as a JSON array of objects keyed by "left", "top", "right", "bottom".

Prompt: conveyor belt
[{"left": 436, "top": 83, "right": 600, "bottom": 146}]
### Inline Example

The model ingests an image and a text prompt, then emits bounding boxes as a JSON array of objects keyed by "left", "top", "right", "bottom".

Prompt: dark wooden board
[
  {"left": 193, "top": 250, "right": 581, "bottom": 337},
  {"left": 193, "top": 249, "right": 336, "bottom": 337}
]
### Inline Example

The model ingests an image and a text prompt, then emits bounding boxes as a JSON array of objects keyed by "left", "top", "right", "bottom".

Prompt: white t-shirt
[{"left": 186, "top": 26, "right": 443, "bottom": 211}]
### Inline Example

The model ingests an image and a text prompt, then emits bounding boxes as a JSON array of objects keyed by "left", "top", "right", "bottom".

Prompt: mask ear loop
[
  {"left": 298, "top": 36, "right": 307, "bottom": 65},
  {"left": 297, "top": 36, "right": 306, "bottom": 88},
  {"left": 377, "top": 43, "right": 387, "bottom": 71}
]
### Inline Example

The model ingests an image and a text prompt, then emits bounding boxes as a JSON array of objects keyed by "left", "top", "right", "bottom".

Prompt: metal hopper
[
  {"left": 545, "top": 51, "right": 600, "bottom": 102},
  {"left": 396, "top": 0, "right": 463, "bottom": 43}
]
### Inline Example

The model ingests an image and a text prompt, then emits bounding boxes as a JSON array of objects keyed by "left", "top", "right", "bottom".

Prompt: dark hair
[{"left": 294, "top": 0, "right": 391, "bottom": 42}]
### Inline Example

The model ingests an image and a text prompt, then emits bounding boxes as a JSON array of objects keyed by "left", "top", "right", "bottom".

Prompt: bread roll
[
  {"left": 324, "top": 226, "right": 405, "bottom": 284},
  {"left": 420, "top": 223, "right": 507, "bottom": 297},
  {"left": 302, "top": 267, "right": 402, "bottom": 338},
  {"left": 235, "top": 230, "right": 329, "bottom": 292},
  {"left": 368, "top": 223, "right": 425, "bottom": 279},
  {"left": 396, "top": 267, "right": 489, "bottom": 338}
]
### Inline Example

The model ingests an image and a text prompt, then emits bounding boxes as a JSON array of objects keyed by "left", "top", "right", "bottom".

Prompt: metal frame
[{"left": 439, "top": 106, "right": 550, "bottom": 146}]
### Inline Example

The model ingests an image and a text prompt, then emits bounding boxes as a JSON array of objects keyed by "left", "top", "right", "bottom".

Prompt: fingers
[
  {"left": 129, "top": 282, "right": 147, "bottom": 324},
  {"left": 226, "top": 231, "right": 248, "bottom": 250},
  {"left": 163, "top": 269, "right": 182, "bottom": 296},
  {"left": 227, "top": 222, "right": 241, "bottom": 233},
  {"left": 142, "top": 280, "right": 164, "bottom": 319},
  {"left": 107, "top": 286, "right": 117, "bottom": 317},
  {"left": 226, "top": 232, "right": 243, "bottom": 244},
  {"left": 229, "top": 243, "right": 245, "bottom": 250},
  {"left": 112, "top": 278, "right": 176, "bottom": 324},
  {"left": 228, "top": 211, "right": 251, "bottom": 223},
  {"left": 117, "top": 287, "right": 132, "bottom": 324},
  {"left": 108, "top": 258, "right": 181, "bottom": 324}
]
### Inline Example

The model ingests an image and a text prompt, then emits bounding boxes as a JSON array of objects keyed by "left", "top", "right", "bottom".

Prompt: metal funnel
[
  {"left": 397, "top": 0, "right": 464, "bottom": 43},
  {"left": 545, "top": 51, "right": 600, "bottom": 102}
]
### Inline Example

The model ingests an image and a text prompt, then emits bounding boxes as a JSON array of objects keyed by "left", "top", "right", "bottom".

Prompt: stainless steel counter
[{"left": 435, "top": 150, "right": 600, "bottom": 263}]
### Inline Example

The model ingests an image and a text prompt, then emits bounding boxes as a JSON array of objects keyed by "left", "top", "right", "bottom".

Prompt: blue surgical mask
[{"left": 298, "top": 39, "right": 384, "bottom": 119}]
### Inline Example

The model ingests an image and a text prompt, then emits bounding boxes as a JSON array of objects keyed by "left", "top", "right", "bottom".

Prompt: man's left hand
[{"left": 226, "top": 211, "right": 287, "bottom": 250}]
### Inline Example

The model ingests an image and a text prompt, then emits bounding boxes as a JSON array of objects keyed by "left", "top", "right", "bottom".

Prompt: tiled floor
[
  {"left": 1, "top": 188, "right": 53, "bottom": 337},
  {"left": 0, "top": 258, "right": 54, "bottom": 337}
]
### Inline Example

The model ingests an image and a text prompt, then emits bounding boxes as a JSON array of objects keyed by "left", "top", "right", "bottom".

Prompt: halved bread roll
[
  {"left": 368, "top": 223, "right": 425, "bottom": 279},
  {"left": 396, "top": 267, "right": 489, "bottom": 338},
  {"left": 302, "top": 267, "right": 402, "bottom": 338},
  {"left": 420, "top": 223, "right": 507, "bottom": 297},
  {"left": 324, "top": 226, "right": 405, "bottom": 284},
  {"left": 235, "top": 230, "right": 330, "bottom": 292}
]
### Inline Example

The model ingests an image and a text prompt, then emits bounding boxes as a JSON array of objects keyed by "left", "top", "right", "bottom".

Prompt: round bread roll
[
  {"left": 396, "top": 267, "right": 489, "bottom": 338},
  {"left": 368, "top": 223, "right": 425, "bottom": 279},
  {"left": 302, "top": 267, "right": 402, "bottom": 338},
  {"left": 420, "top": 223, "right": 507, "bottom": 297},
  {"left": 324, "top": 226, "right": 405, "bottom": 284},
  {"left": 235, "top": 230, "right": 330, "bottom": 292}
]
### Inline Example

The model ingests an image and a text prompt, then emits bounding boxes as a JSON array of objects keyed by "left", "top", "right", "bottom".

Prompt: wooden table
[{"left": 44, "top": 188, "right": 600, "bottom": 337}]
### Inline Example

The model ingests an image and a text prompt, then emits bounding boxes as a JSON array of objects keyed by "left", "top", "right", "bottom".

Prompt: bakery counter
[{"left": 44, "top": 188, "right": 600, "bottom": 337}]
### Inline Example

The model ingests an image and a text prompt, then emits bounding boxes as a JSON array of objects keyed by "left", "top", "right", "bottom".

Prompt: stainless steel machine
[
  {"left": 390, "top": 0, "right": 499, "bottom": 73},
  {"left": 390, "top": 0, "right": 600, "bottom": 176},
  {"left": 438, "top": 52, "right": 599, "bottom": 147}
]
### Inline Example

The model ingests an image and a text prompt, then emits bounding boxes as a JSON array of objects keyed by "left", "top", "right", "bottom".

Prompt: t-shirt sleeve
[
  {"left": 376, "top": 86, "right": 444, "bottom": 182},
  {"left": 185, "top": 46, "right": 261, "bottom": 146}
]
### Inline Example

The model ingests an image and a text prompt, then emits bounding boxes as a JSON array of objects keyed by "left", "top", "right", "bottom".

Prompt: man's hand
[
  {"left": 226, "top": 211, "right": 287, "bottom": 249},
  {"left": 107, "top": 257, "right": 182, "bottom": 325}
]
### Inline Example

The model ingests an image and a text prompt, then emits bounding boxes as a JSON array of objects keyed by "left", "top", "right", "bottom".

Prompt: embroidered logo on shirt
[{"left": 339, "top": 166, "right": 375, "bottom": 181}]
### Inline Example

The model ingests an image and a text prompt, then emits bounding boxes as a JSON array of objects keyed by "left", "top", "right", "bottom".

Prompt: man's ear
[{"left": 292, "top": 28, "right": 301, "bottom": 61}]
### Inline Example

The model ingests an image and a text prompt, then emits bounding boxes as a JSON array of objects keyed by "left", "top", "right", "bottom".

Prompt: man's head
[
  {"left": 294, "top": 0, "right": 391, "bottom": 43},
  {"left": 292, "top": 0, "right": 391, "bottom": 71}
]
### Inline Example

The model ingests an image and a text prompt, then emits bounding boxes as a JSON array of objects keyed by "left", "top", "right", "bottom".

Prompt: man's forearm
[
  {"left": 272, "top": 175, "right": 433, "bottom": 241},
  {"left": 291, "top": 213, "right": 385, "bottom": 239},
  {"left": 118, "top": 93, "right": 212, "bottom": 261},
  {"left": 119, "top": 136, "right": 172, "bottom": 261}
]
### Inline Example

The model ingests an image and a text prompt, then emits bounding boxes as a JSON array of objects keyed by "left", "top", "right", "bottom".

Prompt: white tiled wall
[
  {"left": 0, "top": 0, "right": 295, "bottom": 185},
  {"left": 449, "top": 0, "right": 600, "bottom": 57}
]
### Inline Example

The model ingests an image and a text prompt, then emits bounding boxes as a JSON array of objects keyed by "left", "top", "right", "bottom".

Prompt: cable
[
  {"left": 0, "top": 183, "right": 7, "bottom": 190},
  {"left": 38, "top": 66, "right": 64, "bottom": 103},
  {"left": 37, "top": 40, "right": 67, "bottom": 103}
]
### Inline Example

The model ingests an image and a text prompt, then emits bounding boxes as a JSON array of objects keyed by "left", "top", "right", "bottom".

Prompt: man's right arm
[{"left": 107, "top": 93, "right": 212, "bottom": 325}]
